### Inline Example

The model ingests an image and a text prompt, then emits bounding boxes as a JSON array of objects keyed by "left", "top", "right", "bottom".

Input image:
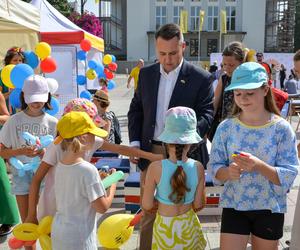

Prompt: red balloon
[
  {"left": 40, "top": 57, "right": 57, "bottom": 73},
  {"left": 23, "top": 240, "right": 36, "bottom": 247},
  {"left": 80, "top": 39, "right": 92, "bottom": 52},
  {"left": 128, "top": 211, "right": 143, "bottom": 227},
  {"left": 104, "top": 69, "right": 114, "bottom": 80},
  {"left": 8, "top": 237, "right": 24, "bottom": 249},
  {"left": 108, "top": 62, "right": 118, "bottom": 72}
]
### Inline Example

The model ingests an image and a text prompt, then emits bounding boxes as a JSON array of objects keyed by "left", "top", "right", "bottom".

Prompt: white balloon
[{"left": 46, "top": 78, "right": 59, "bottom": 94}]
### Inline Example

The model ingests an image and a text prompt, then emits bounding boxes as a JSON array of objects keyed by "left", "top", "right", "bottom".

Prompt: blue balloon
[
  {"left": 77, "top": 75, "right": 87, "bottom": 85},
  {"left": 23, "top": 51, "right": 39, "bottom": 69},
  {"left": 10, "top": 64, "right": 34, "bottom": 89},
  {"left": 9, "top": 157, "right": 25, "bottom": 176},
  {"left": 97, "top": 71, "right": 106, "bottom": 79},
  {"left": 95, "top": 63, "right": 104, "bottom": 75},
  {"left": 45, "top": 96, "right": 60, "bottom": 116},
  {"left": 80, "top": 90, "right": 92, "bottom": 100},
  {"left": 88, "top": 60, "right": 98, "bottom": 70},
  {"left": 40, "top": 135, "right": 54, "bottom": 148},
  {"left": 107, "top": 80, "right": 116, "bottom": 90},
  {"left": 111, "top": 55, "right": 116, "bottom": 62},
  {"left": 9, "top": 88, "right": 22, "bottom": 109},
  {"left": 77, "top": 50, "right": 87, "bottom": 61}
]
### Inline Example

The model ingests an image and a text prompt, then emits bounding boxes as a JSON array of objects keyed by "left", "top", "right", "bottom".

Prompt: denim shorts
[{"left": 10, "top": 167, "right": 34, "bottom": 195}]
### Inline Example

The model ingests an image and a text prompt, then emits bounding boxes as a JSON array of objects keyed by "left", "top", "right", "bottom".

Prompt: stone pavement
[{"left": 0, "top": 74, "right": 299, "bottom": 250}]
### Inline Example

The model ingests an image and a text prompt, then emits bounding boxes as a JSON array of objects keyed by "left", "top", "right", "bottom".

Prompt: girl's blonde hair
[
  {"left": 61, "top": 137, "right": 83, "bottom": 153},
  {"left": 231, "top": 85, "right": 281, "bottom": 116}
]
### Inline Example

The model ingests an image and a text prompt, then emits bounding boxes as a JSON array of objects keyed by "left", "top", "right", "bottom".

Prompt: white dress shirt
[
  {"left": 130, "top": 59, "right": 183, "bottom": 147},
  {"left": 153, "top": 59, "right": 183, "bottom": 140}
]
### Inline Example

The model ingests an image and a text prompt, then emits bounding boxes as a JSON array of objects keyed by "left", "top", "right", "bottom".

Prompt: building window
[
  {"left": 156, "top": 0, "right": 166, "bottom": 2},
  {"left": 226, "top": 6, "right": 236, "bottom": 31},
  {"left": 207, "top": 39, "right": 218, "bottom": 56},
  {"left": 192, "top": 0, "right": 201, "bottom": 2},
  {"left": 173, "top": 6, "right": 184, "bottom": 25},
  {"left": 190, "top": 39, "right": 199, "bottom": 57},
  {"left": 190, "top": 6, "right": 202, "bottom": 31},
  {"left": 226, "top": 0, "right": 236, "bottom": 2},
  {"left": 156, "top": 6, "right": 167, "bottom": 30},
  {"left": 174, "top": 0, "right": 183, "bottom": 2},
  {"left": 208, "top": 6, "right": 218, "bottom": 31}
]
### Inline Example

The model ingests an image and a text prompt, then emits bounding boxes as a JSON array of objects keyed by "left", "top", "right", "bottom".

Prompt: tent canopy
[
  {"left": 0, "top": 0, "right": 40, "bottom": 60},
  {"left": 31, "top": 0, "right": 104, "bottom": 52}
]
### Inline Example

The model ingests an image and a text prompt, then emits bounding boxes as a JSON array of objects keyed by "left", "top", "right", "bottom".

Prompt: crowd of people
[{"left": 0, "top": 22, "right": 300, "bottom": 250}]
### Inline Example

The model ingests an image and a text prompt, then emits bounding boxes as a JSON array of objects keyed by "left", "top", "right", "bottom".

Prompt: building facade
[{"left": 127, "top": 0, "right": 266, "bottom": 61}]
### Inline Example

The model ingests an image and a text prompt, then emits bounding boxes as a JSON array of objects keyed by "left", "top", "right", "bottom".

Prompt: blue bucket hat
[
  {"left": 225, "top": 62, "right": 268, "bottom": 92},
  {"left": 158, "top": 107, "right": 202, "bottom": 144}
]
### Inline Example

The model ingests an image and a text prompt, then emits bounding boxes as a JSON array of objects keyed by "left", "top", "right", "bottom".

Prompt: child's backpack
[{"left": 111, "top": 111, "right": 122, "bottom": 144}]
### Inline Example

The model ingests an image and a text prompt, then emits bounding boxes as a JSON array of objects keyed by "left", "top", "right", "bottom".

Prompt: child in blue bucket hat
[
  {"left": 208, "top": 62, "right": 299, "bottom": 249},
  {"left": 142, "top": 106, "right": 207, "bottom": 250}
]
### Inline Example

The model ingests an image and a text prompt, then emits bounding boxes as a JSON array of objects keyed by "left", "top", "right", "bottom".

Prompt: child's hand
[
  {"left": 99, "top": 170, "right": 108, "bottom": 179},
  {"left": 233, "top": 152, "right": 260, "bottom": 173},
  {"left": 20, "top": 146, "right": 39, "bottom": 157},
  {"left": 228, "top": 162, "right": 242, "bottom": 180}
]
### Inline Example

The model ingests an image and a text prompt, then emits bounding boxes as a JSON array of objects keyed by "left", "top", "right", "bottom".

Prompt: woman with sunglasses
[{"left": 93, "top": 90, "right": 119, "bottom": 143}]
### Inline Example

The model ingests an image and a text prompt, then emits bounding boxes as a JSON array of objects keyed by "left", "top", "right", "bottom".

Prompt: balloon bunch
[
  {"left": 97, "top": 210, "right": 143, "bottom": 248},
  {"left": 0, "top": 41, "right": 60, "bottom": 113},
  {"left": 9, "top": 132, "right": 53, "bottom": 176},
  {"left": 76, "top": 39, "right": 118, "bottom": 99},
  {"left": 11, "top": 216, "right": 53, "bottom": 250}
]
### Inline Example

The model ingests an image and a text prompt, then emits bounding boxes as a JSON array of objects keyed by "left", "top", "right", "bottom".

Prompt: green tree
[
  {"left": 21, "top": 0, "right": 72, "bottom": 17},
  {"left": 295, "top": 0, "right": 300, "bottom": 51}
]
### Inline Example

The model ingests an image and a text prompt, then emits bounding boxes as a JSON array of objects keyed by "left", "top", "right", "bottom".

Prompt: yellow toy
[
  {"left": 98, "top": 211, "right": 143, "bottom": 249},
  {"left": 13, "top": 216, "right": 53, "bottom": 250}
]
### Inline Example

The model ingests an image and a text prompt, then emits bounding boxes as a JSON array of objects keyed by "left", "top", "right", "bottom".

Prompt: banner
[
  {"left": 180, "top": 10, "right": 188, "bottom": 33},
  {"left": 220, "top": 9, "right": 227, "bottom": 34},
  {"left": 199, "top": 10, "right": 205, "bottom": 31}
]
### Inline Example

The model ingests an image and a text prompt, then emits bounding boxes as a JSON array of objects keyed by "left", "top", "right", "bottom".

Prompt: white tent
[
  {"left": 0, "top": 0, "right": 40, "bottom": 61},
  {"left": 31, "top": 0, "right": 104, "bottom": 52},
  {"left": 30, "top": 0, "right": 105, "bottom": 116}
]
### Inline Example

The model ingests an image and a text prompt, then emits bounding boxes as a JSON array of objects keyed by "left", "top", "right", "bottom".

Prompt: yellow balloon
[
  {"left": 35, "top": 42, "right": 51, "bottom": 60},
  {"left": 86, "top": 69, "right": 97, "bottom": 80},
  {"left": 98, "top": 214, "right": 134, "bottom": 249},
  {"left": 1, "top": 64, "right": 15, "bottom": 88},
  {"left": 39, "top": 234, "right": 52, "bottom": 250},
  {"left": 103, "top": 54, "right": 112, "bottom": 65},
  {"left": 37, "top": 216, "right": 53, "bottom": 235},
  {"left": 13, "top": 223, "right": 39, "bottom": 241}
]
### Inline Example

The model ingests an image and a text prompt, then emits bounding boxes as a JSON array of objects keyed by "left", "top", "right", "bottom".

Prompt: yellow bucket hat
[{"left": 55, "top": 111, "right": 108, "bottom": 143}]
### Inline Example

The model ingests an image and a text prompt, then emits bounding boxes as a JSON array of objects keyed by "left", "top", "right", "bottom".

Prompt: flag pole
[{"left": 198, "top": 29, "right": 201, "bottom": 62}]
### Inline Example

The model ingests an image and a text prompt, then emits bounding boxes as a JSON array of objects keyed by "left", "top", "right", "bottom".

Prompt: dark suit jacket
[{"left": 127, "top": 60, "right": 214, "bottom": 171}]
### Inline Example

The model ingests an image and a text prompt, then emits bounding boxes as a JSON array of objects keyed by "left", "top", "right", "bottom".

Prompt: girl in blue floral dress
[{"left": 208, "top": 62, "right": 299, "bottom": 250}]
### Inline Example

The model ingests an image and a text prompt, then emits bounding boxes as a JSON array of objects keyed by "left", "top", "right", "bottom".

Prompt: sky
[{"left": 69, "top": 0, "right": 101, "bottom": 16}]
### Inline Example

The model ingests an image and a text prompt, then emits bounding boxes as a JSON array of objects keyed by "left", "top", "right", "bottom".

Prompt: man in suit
[{"left": 127, "top": 23, "right": 214, "bottom": 249}]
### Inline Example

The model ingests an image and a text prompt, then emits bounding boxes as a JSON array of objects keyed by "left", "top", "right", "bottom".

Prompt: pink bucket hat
[{"left": 63, "top": 98, "right": 106, "bottom": 127}]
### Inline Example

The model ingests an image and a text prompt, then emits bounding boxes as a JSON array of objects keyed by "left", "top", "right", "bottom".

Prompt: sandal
[{"left": 0, "top": 224, "right": 13, "bottom": 236}]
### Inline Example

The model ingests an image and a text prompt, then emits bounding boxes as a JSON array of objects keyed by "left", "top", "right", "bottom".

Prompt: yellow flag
[
  {"left": 180, "top": 10, "right": 188, "bottom": 33},
  {"left": 199, "top": 10, "right": 205, "bottom": 31},
  {"left": 220, "top": 9, "right": 227, "bottom": 34},
  {"left": 95, "top": 0, "right": 100, "bottom": 3}
]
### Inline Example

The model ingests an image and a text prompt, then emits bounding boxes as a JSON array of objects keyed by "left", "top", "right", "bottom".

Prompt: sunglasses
[{"left": 8, "top": 47, "right": 23, "bottom": 53}]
